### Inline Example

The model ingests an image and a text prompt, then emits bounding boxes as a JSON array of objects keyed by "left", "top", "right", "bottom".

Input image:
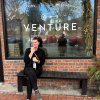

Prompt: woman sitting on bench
[{"left": 24, "top": 36, "right": 46, "bottom": 100}]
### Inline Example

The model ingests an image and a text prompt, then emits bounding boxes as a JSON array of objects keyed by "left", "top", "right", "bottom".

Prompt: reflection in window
[{"left": 4, "top": 0, "right": 95, "bottom": 58}]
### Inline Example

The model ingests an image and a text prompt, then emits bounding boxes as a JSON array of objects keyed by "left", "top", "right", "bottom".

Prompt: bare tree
[
  {"left": 52, "top": 0, "right": 82, "bottom": 21},
  {"left": 5, "top": 0, "right": 27, "bottom": 20}
]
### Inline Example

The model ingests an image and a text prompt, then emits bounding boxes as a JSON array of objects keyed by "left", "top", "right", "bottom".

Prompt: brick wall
[
  {"left": 96, "top": 0, "right": 100, "bottom": 66},
  {"left": 0, "top": 0, "right": 100, "bottom": 88}
]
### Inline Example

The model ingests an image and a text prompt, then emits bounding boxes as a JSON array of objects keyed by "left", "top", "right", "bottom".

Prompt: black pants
[{"left": 24, "top": 67, "right": 42, "bottom": 99}]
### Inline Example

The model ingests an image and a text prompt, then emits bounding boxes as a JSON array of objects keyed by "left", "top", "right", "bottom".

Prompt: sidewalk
[
  {"left": 0, "top": 83, "right": 97, "bottom": 100},
  {"left": 0, "top": 93, "right": 97, "bottom": 100}
]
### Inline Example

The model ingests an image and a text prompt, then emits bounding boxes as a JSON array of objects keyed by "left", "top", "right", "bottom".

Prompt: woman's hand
[
  {"left": 31, "top": 47, "right": 36, "bottom": 54},
  {"left": 32, "top": 57, "right": 40, "bottom": 63},
  {"left": 29, "top": 47, "right": 36, "bottom": 59}
]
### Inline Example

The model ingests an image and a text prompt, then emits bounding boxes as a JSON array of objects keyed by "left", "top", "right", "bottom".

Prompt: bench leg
[
  {"left": 80, "top": 80, "right": 82, "bottom": 88},
  {"left": 81, "top": 80, "right": 87, "bottom": 95},
  {"left": 18, "top": 76, "right": 23, "bottom": 92}
]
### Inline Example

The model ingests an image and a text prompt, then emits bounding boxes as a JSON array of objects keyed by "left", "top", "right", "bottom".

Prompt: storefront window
[{"left": 4, "top": 0, "right": 96, "bottom": 58}]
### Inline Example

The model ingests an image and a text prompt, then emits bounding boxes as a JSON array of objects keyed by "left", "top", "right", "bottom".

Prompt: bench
[{"left": 17, "top": 70, "right": 88, "bottom": 95}]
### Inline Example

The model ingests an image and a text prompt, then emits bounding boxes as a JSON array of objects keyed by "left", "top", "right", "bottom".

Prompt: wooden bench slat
[
  {"left": 18, "top": 71, "right": 88, "bottom": 79},
  {"left": 39, "top": 71, "right": 87, "bottom": 79}
]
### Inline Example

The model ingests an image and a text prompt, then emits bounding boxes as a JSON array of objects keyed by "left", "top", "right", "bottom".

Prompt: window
[{"left": 4, "top": 0, "right": 96, "bottom": 58}]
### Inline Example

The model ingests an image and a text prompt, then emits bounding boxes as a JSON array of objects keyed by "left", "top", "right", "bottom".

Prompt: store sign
[{"left": 23, "top": 23, "right": 77, "bottom": 31}]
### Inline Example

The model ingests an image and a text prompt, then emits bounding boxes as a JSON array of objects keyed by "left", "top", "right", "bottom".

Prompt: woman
[{"left": 24, "top": 37, "right": 45, "bottom": 100}]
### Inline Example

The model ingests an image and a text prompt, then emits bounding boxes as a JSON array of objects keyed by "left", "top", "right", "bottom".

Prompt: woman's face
[{"left": 32, "top": 39, "right": 39, "bottom": 48}]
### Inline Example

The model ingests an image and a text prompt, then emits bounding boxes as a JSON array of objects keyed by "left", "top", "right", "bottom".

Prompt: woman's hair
[
  {"left": 32, "top": 36, "right": 43, "bottom": 47},
  {"left": 38, "top": 37, "right": 43, "bottom": 47}
]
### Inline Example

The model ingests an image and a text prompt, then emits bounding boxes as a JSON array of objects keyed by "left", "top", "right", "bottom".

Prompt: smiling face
[
  {"left": 32, "top": 39, "right": 40, "bottom": 49},
  {"left": 32, "top": 39, "right": 39, "bottom": 48}
]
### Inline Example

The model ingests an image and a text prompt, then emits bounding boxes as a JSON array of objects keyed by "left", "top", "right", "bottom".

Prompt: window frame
[{"left": 1, "top": 0, "right": 98, "bottom": 60}]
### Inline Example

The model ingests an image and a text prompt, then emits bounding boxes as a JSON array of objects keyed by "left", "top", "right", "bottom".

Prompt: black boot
[{"left": 35, "top": 90, "right": 42, "bottom": 100}]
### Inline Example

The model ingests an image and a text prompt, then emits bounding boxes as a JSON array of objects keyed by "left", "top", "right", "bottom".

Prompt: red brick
[
  {"left": 66, "top": 96, "right": 75, "bottom": 100},
  {"left": 42, "top": 94, "right": 49, "bottom": 100},
  {"left": 98, "top": 0, "right": 100, "bottom": 6},
  {"left": 49, "top": 95, "right": 58, "bottom": 100},
  {"left": 97, "top": 19, "right": 100, "bottom": 27},
  {"left": 97, "top": 29, "right": 100, "bottom": 33},
  {"left": 61, "top": 95, "right": 67, "bottom": 100},
  {"left": 57, "top": 95, "right": 63, "bottom": 100}
]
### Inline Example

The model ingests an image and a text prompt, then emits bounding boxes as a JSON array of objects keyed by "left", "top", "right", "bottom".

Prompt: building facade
[{"left": 0, "top": 0, "right": 100, "bottom": 89}]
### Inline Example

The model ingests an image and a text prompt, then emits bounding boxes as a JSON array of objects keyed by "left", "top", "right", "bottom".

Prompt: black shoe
[{"left": 35, "top": 90, "right": 42, "bottom": 100}]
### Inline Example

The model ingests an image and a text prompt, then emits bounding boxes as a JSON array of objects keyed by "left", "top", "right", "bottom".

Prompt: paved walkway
[
  {"left": 0, "top": 83, "right": 98, "bottom": 100},
  {"left": 0, "top": 93, "right": 98, "bottom": 100}
]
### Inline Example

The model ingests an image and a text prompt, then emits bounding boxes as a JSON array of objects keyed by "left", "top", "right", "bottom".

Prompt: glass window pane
[{"left": 4, "top": 0, "right": 95, "bottom": 58}]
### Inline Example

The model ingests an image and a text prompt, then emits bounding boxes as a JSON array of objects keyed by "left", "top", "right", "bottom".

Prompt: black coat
[
  {"left": 24, "top": 47, "right": 45, "bottom": 71},
  {"left": 58, "top": 36, "right": 67, "bottom": 47}
]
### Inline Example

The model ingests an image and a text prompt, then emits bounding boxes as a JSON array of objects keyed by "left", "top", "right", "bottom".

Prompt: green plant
[
  {"left": 82, "top": 0, "right": 93, "bottom": 56},
  {"left": 88, "top": 66, "right": 100, "bottom": 84}
]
